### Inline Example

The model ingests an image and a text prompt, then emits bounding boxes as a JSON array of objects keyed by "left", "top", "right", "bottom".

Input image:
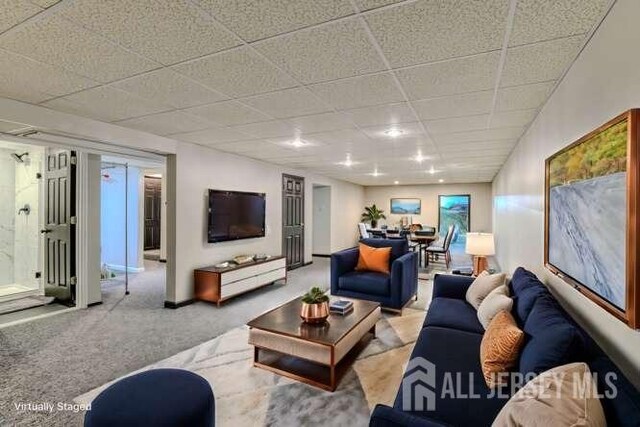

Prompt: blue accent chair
[
  {"left": 85, "top": 369, "right": 215, "bottom": 427},
  {"left": 331, "top": 238, "right": 418, "bottom": 311}
]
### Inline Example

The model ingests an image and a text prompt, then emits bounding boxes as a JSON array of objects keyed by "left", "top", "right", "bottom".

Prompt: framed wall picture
[
  {"left": 544, "top": 109, "right": 640, "bottom": 328},
  {"left": 390, "top": 198, "right": 421, "bottom": 215}
]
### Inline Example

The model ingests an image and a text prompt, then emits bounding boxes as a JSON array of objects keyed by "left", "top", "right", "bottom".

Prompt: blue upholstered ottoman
[{"left": 85, "top": 368, "right": 214, "bottom": 427}]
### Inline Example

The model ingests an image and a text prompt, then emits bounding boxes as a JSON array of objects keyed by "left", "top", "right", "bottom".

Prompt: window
[{"left": 438, "top": 195, "right": 471, "bottom": 246}]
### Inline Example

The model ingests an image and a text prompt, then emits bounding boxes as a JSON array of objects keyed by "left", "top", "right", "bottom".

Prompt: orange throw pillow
[
  {"left": 355, "top": 243, "right": 391, "bottom": 274},
  {"left": 480, "top": 310, "right": 525, "bottom": 388}
]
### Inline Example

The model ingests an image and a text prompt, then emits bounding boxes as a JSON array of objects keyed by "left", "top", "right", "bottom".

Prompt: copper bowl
[{"left": 300, "top": 301, "right": 329, "bottom": 324}]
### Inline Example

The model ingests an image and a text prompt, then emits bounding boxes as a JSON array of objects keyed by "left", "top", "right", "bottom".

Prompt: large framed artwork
[
  {"left": 390, "top": 198, "right": 421, "bottom": 214},
  {"left": 545, "top": 109, "right": 640, "bottom": 328}
]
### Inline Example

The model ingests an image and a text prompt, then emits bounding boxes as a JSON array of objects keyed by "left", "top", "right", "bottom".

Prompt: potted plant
[
  {"left": 300, "top": 287, "right": 330, "bottom": 324},
  {"left": 361, "top": 204, "right": 387, "bottom": 228}
]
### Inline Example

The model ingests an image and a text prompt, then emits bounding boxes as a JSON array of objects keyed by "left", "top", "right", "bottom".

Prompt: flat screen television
[{"left": 208, "top": 189, "right": 266, "bottom": 243}]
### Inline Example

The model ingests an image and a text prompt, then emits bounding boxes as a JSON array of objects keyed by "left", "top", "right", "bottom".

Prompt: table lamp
[{"left": 466, "top": 232, "right": 494, "bottom": 276}]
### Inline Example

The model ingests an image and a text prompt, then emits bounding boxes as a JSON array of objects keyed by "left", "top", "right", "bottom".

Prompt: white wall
[
  {"left": 167, "top": 142, "right": 364, "bottom": 304},
  {"left": 86, "top": 154, "right": 102, "bottom": 305},
  {"left": 0, "top": 149, "right": 15, "bottom": 286},
  {"left": 492, "top": 0, "right": 640, "bottom": 388},
  {"left": 364, "top": 183, "right": 493, "bottom": 232},
  {"left": 312, "top": 186, "right": 331, "bottom": 255}
]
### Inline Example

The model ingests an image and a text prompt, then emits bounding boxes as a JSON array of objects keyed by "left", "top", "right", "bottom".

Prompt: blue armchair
[{"left": 331, "top": 238, "right": 418, "bottom": 311}]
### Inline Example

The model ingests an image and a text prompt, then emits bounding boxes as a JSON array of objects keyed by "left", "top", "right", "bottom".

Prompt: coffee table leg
[
  {"left": 369, "top": 324, "right": 376, "bottom": 339},
  {"left": 254, "top": 346, "right": 259, "bottom": 364}
]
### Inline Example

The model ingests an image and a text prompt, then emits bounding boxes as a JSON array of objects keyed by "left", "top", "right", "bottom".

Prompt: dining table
[{"left": 409, "top": 233, "right": 440, "bottom": 268}]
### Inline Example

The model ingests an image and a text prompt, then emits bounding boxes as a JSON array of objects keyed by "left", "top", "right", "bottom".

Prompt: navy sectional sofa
[
  {"left": 331, "top": 238, "right": 418, "bottom": 311},
  {"left": 370, "top": 268, "right": 640, "bottom": 427}
]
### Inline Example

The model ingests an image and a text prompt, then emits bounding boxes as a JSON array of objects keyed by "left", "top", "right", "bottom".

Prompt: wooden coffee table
[{"left": 247, "top": 298, "right": 381, "bottom": 391}]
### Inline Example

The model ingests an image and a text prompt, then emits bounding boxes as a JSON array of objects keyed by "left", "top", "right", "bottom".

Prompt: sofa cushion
[
  {"left": 493, "top": 363, "right": 606, "bottom": 427},
  {"left": 423, "top": 297, "right": 484, "bottom": 334},
  {"left": 480, "top": 310, "right": 525, "bottom": 388},
  {"left": 395, "top": 326, "right": 511, "bottom": 427},
  {"left": 360, "top": 238, "right": 408, "bottom": 262},
  {"left": 518, "top": 294, "right": 584, "bottom": 377},
  {"left": 465, "top": 271, "right": 506, "bottom": 309},
  {"left": 355, "top": 243, "right": 391, "bottom": 274},
  {"left": 509, "top": 267, "right": 541, "bottom": 295},
  {"left": 477, "top": 285, "right": 512, "bottom": 329},
  {"left": 338, "top": 271, "right": 390, "bottom": 296},
  {"left": 512, "top": 284, "right": 549, "bottom": 326}
]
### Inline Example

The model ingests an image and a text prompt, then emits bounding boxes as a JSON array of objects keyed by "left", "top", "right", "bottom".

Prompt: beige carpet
[{"left": 75, "top": 282, "right": 434, "bottom": 427}]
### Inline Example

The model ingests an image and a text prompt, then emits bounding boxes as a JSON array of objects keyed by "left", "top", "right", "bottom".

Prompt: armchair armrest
[
  {"left": 391, "top": 252, "right": 418, "bottom": 305},
  {"left": 432, "top": 273, "right": 475, "bottom": 300},
  {"left": 370, "top": 405, "right": 449, "bottom": 427},
  {"left": 331, "top": 247, "right": 359, "bottom": 294}
]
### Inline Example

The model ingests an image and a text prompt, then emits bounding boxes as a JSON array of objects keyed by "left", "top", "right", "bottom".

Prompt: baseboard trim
[
  {"left": 312, "top": 254, "right": 331, "bottom": 258},
  {"left": 303, "top": 261, "right": 313, "bottom": 266},
  {"left": 164, "top": 299, "right": 194, "bottom": 309},
  {"left": 87, "top": 301, "right": 103, "bottom": 307}
]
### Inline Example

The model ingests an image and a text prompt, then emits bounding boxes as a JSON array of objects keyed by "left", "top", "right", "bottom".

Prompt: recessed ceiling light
[
  {"left": 414, "top": 151, "right": 427, "bottom": 163},
  {"left": 337, "top": 154, "right": 353, "bottom": 167},
  {"left": 428, "top": 166, "right": 436, "bottom": 175},
  {"left": 371, "top": 169, "right": 380, "bottom": 177},
  {"left": 394, "top": 180, "right": 399, "bottom": 185},
  {"left": 385, "top": 128, "right": 403, "bottom": 138},
  {"left": 291, "top": 138, "right": 306, "bottom": 148},
  {"left": 438, "top": 178, "right": 444, "bottom": 183}
]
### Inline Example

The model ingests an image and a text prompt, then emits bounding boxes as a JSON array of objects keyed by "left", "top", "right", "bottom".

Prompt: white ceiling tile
[
  {"left": 500, "top": 36, "right": 583, "bottom": 87},
  {"left": 172, "top": 47, "right": 297, "bottom": 98},
  {"left": 184, "top": 101, "right": 272, "bottom": 126},
  {"left": 355, "top": 0, "right": 403, "bottom": 12},
  {"left": 342, "top": 102, "right": 416, "bottom": 127},
  {"left": 425, "top": 115, "right": 490, "bottom": 135},
  {"left": 115, "top": 111, "right": 212, "bottom": 135},
  {"left": 42, "top": 86, "right": 171, "bottom": 122},
  {"left": 197, "top": 0, "right": 354, "bottom": 42},
  {"left": 0, "top": 15, "right": 158, "bottom": 83},
  {"left": 242, "top": 87, "right": 331, "bottom": 119},
  {"left": 0, "top": 0, "right": 42, "bottom": 33},
  {"left": 397, "top": 52, "right": 499, "bottom": 100},
  {"left": 509, "top": 0, "right": 610, "bottom": 47},
  {"left": 365, "top": 0, "right": 508, "bottom": 67},
  {"left": 172, "top": 127, "right": 254, "bottom": 145},
  {"left": 230, "top": 120, "right": 298, "bottom": 139},
  {"left": 0, "top": 119, "right": 31, "bottom": 133},
  {"left": 436, "top": 140, "right": 517, "bottom": 152},
  {"left": 287, "top": 112, "right": 354, "bottom": 133},
  {"left": 30, "top": 0, "right": 59, "bottom": 7},
  {"left": 360, "top": 122, "right": 425, "bottom": 141},
  {"left": 306, "top": 129, "right": 370, "bottom": 145},
  {"left": 61, "top": 0, "right": 240, "bottom": 65},
  {"left": 310, "top": 73, "right": 404, "bottom": 110},
  {"left": 412, "top": 91, "right": 494, "bottom": 120},
  {"left": 434, "top": 127, "right": 524, "bottom": 144},
  {"left": 214, "top": 139, "right": 278, "bottom": 153},
  {"left": 0, "top": 49, "right": 97, "bottom": 103},
  {"left": 489, "top": 109, "right": 538, "bottom": 128},
  {"left": 254, "top": 19, "right": 386, "bottom": 84},
  {"left": 495, "top": 82, "right": 555, "bottom": 112},
  {"left": 112, "top": 69, "right": 228, "bottom": 109}
]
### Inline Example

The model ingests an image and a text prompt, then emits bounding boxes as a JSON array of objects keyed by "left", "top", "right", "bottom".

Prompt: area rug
[{"left": 74, "top": 287, "right": 433, "bottom": 427}]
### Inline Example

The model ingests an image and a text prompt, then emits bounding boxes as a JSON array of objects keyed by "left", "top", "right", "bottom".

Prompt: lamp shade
[{"left": 466, "top": 232, "right": 495, "bottom": 256}]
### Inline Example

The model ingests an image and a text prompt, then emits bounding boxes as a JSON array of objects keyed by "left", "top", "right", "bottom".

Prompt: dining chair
[
  {"left": 425, "top": 224, "right": 455, "bottom": 268},
  {"left": 358, "top": 223, "right": 370, "bottom": 239}
]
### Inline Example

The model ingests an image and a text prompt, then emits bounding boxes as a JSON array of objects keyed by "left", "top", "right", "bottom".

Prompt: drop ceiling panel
[
  {"left": 310, "top": 73, "right": 405, "bottom": 110},
  {"left": 489, "top": 109, "right": 538, "bottom": 128},
  {"left": 425, "top": 115, "right": 490, "bottom": 135},
  {"left": 501, "top": 36, "right": 583, "bottom": 87},
  {"left": 242, "top": 87, "right": 331, "bottom": 119},
  {"left": 172, "top": 47, "right": 298, "bottom": 98},
  {"left": 214, "top": 139, "right": 281, "bottom": 153},
  {"left": 255, "top": 19, "right": 386, "bottom": 84},
  {"left": 115, "top": 111, "right": 213, "bottom": 136},
  {"left": 495, "top": 82, "right": 555, "bottom": 112},
  {"left": 0, "top": 49, "right": 97, "bottom": 103},
  {"left": 355, "top": 0, "right": 403, "bottom": 11},
  {"left": 61, "top": 0, "right": 240, "bottom": 65},
  {"left": 287, "top": 112, "right": 354, "bottom": 133},
  {"left": 509, "top": 0, "right": 611, "bottom": 47},
  {"left": 112, "top": 69, "right": 228, "bottom": 109},
  {"left": 434, "top": 127, "right": 524, "bottom": 144},
  {"left": 42, "top": 86, "right": 171, "bottom": 122},
  {"left": 0, "top": 15, "right": 158, "bottom": 83},
  {"left": 184, "top": 100, "right": 272, "bottom": 126},
  {"left": 342, "top": 102, "right": 416, "bottom": 127},
  {"left": 197, "top": 0, "right": 354, "bottom": 42},
  {"left": 0, "top": 119, "right": 31, "bottom": 133},
  {"left": 0, "top": 0, "right": 42, "bottom": 33},
  {"left": 412, "top": 91, "right": 494, "bottom": 120},
  {"left": 230, "top": 120, "right": 298, "bottom": 139},
  {"left": 360, "top": 122, "right": 425, "bottom": 141},
  {"left": 30, "top": 0, "right": 59, "bottom": 7},
  {"left": 397, "top": 52, "right": 500, "bottom": 100},
  {"left": 365, "top": 0, "right": 508, "bottom": 67},
  {"left": 305, "top": 128, "right": 370, "bottom": 145},
  {"left": 172, "top": 127, "right": 254, "bottom": 145}
]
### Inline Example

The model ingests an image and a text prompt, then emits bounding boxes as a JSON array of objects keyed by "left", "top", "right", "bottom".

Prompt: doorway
[
  {"left": 312, "top": 185, "right": 331, "bottom": 257},
  {"left": 438, "top": 194, "right": 471, "bottom": 251},
  {"left": 282, "top": 174, "right": 304, "bottom": 270},
  {"left": 143, "top": 174, "right": 162, "bottom": 260}
]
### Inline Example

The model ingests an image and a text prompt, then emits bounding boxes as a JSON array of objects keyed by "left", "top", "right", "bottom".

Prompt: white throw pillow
[
  {"left": 466, "top": 271, "right": 507, "bottom": 309},
  {"left": 477, "top": 285, "right": 513, "bottom": 329},
  {"left": 492, "top": 363, "right": 606, "bottom": 427}
]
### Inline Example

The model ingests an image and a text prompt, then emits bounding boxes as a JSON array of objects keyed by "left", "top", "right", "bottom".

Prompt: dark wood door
[
  {"left": 283, "top": 174, "right": 304, "bottom": 270},
  {"left": 144, "top": 176, "right": 161, "bottom": 250},
  {"left": 43, "top": 149, "right": 76, "bottom": 304}
]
